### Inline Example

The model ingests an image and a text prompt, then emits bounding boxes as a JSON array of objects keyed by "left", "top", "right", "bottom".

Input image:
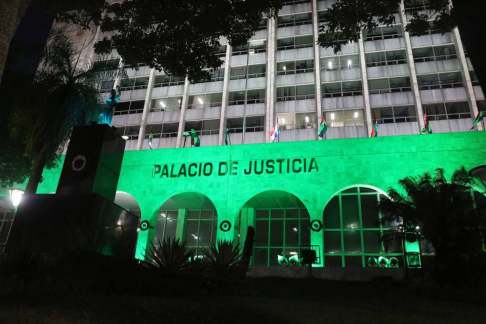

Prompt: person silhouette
[{"left": 100, "top": 85, "right": 121, "bottom": 125}]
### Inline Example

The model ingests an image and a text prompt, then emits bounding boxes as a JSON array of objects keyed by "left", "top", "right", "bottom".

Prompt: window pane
[
  {"left": 255, "top": 220, "right": 269, "bottom": 246},
  {"left": 300, "top": 219, "right": 311, "bottom": 245},
  {"left": 198, "top": 221, "right": 212, "bottom": 246},
  {"left": 165, "top": 218, "right": 178, "bottom": 241},
  {"left": 361, "top": 195, "right": 379, "bottom": 228},
  {"left": 285, "top": 220, "right": 299, "bottom": 246},
  {"left": 343, "top": 231, "right": 362, "bottom": 253},
  {"left": 324, "top": 231, "right": 342, "bottom": 253},
  {"left": 363, "top": 231, "right": 382, "bottom": 253},
  {"left": 270, "top": 220, "right": 284, "bottom": 246},
  {"left": 345, "top": 256, "right": 362, "bottom": 267},
  {"left": 254, "top": 248, "right": 268, "bottom": 265},
  {"left": 342, "top": 195, "right": 360, "bottom": 229},
  {"left": 256, "top": 209, "right": 269, "bottom": 219},
  {"left": 185, "top": 220, "right": 199, "bottom": 246},
  {"left": 269, "top": 248, "right": 283, "bottom": 266},
  {"left": 325, "top": 256, "right": 342, "bottom": 267},
  {"left": 271, "top": 209, "right": 284, "bottom": 219},
  {"left": 323, "top": 196, "right": 340, "bottom": 229}
]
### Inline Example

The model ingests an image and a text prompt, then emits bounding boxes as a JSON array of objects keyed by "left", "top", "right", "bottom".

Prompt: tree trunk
[
  {"left": 453, "top": 0, "right": 486, "bottom": 100},
  {"left": 0, "top": 0, "right": 32, "bottom": 86},
  {"left": 24, "top": 151, "right": 47, "bottom": 194}
]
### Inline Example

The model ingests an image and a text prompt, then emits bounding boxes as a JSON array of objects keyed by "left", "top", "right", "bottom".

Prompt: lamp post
[{"left": 242, "top": 45, "right": 255, "bottom": 144}]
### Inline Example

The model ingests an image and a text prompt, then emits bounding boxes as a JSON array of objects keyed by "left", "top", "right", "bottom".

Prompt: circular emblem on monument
[
  {"left": 71, "top": 154, "right": 87, "bottom": 172},
  {"left": 140, "top": 220, "right": 150, "bottom": 231},
  {"left": 220, "top": 221, "right": 231, "bottom": 232},
  {"left": 310, "top": 220, "right": 322, "bottom": 232}
]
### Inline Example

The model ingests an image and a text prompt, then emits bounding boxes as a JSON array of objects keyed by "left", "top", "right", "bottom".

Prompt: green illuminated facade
[{"left": 8, "top": 131, "right": 482, "bottom": 269}]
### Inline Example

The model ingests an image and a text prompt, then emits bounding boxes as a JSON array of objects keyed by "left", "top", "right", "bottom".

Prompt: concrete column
[
  {"left": 176, "top": 77, "right": 191, "bottom": 148},
  {"left": 312, "top": 0, "right": 322, "bottom": 139},
  {"left": 358, "top": 35, "right": 373, "bottom": 133},
  {"left": 136, "top": 68, "right": 156, "bottom": 150},
  {"left": 399, "top": 1, "right": 425, "bottom": 131},
  {"left": 218, "top": 45, "right": 233, "bottom": 145},
  {"left": 238, "top": 207, "right": 255, "bottom": 252},
  {"left": 175, "top": 208, "right": 188, "bottom": 242},
  {"left": 265, "top": 17, "right": 277, "bottom": 142},
  {"left": 452, "top": 28, "right": 483, "bottom": 130}
]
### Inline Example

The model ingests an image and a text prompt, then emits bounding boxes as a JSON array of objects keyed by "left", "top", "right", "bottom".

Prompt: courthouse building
[{"left": 1, "top": 0, "right": 486, "bottom": 276}]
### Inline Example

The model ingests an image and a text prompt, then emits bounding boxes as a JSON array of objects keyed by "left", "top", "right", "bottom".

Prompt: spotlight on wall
[
  {"left": 378, "top": 256, "right": 389, "bottom": 268},
  {"left": 9, "top": 189, "right": 24, "bottom": 208},
  {"left": 368, "top": 257, "right": 378, "bottom": 267},
  {"left": 289, "top": 255, "right": 300, "bottom": 266},
  {"left": 389, "top": 257, "right": 399, "bottom": 268}
]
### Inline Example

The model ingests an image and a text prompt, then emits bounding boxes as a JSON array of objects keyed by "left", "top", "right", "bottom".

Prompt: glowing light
[
  {"left": 290, "top": 252, "right": 298, "bottom": 255},
  {"left": 347, "top": 60, "right": 352, "bottom": 68},
  {"left": 9, "top": 189, "right": 23, "bottom": 208},
  {"left": 328, "top": 62, "right": 333, "bottom": 69},
  {"left": 354, "top": 112, "right": 358, "bottom": 118},
  {"left": 282, "top": 118, "right": 286, "bottom": 123},
  {"left": 283, "top": 66, "right": 286, "bottom": 71},
  {"left": 305, "top": 116, "right": 309, "bottom": 123},
  {"left": 192, "top": 234, "right": 198, "bottom": 239},
  {"left": 122, "top": 136, "right": 129, "bottom": 140},
  {"left": 160, "top": 102, "right": 166, "bottom": 108},
  {"left": 178, "top": 100, "right": 181, "bottom": 103},
  {"left": 293, "top": 227, "right": 298, "bottom": 232},
  {"left": 198, "top": 98, "right": 204, "bottom": 105},
  {"left": 331, "top": 113, "right": 335, "bottom": 120},
  {"left": 160, "top": 213, "right": 166, "bottom": 218}
]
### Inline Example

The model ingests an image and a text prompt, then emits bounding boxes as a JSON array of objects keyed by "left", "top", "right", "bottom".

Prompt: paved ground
[{"left": 0, "top": 278, "right": 485, "bottom": 323}]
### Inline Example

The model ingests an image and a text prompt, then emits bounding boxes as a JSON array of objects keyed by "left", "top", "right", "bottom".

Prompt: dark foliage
[
  {"left": 379, "top": 167, "right": 486, "bottom": 285},
  {"left": 95, "top": 0, "right": 283, "bottom": 82}
]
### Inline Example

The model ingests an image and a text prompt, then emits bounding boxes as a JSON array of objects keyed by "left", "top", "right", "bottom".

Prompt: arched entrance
[
  {"left": 156, "top": 192, "right": 218, "bottom": 255},
  {"left": 238, "top": 190, "right": 311, "bottom": 267},
  {"left": 115, "top": 191, "right": 142, "bottom": 218}
]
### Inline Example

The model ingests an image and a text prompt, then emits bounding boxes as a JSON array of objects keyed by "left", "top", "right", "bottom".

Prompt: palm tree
[
  {"left": 379, "top": 167, "right": 486, "bottom": 284},
  {"left": 9, "top": 28, "right": 124, "bottom": 194}
]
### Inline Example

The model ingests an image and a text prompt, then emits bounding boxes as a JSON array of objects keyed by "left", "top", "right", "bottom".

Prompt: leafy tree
[
  {"left": 95, "top": 0, "right": 282, "bottom": 82},
  {"left": 9, "top": 29, "right": 124, "bottom": 194},
  {"left": 379, "top": 167, "right": 486, "bottom": 284},
  {"left": 318, "top": 0, "right": 486, "bottom": 98}
]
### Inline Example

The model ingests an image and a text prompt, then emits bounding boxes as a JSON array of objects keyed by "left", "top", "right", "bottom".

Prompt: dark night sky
[{"left": 6, "top": 5, "right": 54, "bottom": 75}]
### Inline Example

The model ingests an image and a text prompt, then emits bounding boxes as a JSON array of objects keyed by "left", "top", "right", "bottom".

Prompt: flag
[
  {"left": 370, "top": 113, "right": 378, "bottom": 137},
  {"left": 225, "top": 128, "right": 230, "bottom": 145},
  {"left": 470, "top": 110, "right": 483, "bottom": 130},
  {"left": 190, "top": 129, "right": 200, "bottom": 147},
  {"left": 269, "top": 118, "right": 280, "bottom": 142},
  {"left": 318, "top": 116, "right": 328, "bottom": 138},
  {"left": 424, "top": 109, "right": 432, "bottom": 134},
  {"left": 148, "top": 127, "right": 153, "bottom": 149}
]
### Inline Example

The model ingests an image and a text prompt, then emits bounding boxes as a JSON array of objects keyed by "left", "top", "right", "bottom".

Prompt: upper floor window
[
  {"left": 150, "top": 97, "right": 182, "bottom": 112},
  {"left": 232, "top": 40, "right": 267, "bottom": 56},
  {"left": 100, "top": 80, "right": 115, "bottom": 93},
  {"left": 144, "top": 122, "right": 179, "bottom": 139},
  {"left": 424, "top": 101, "right": 471, "bottom": 120},
  {"left": 368, "top": 77, "right": 411, "bottom": 94},
  {"left": 365, "top": 50, "right": 407, "bottom": 67},
  {"left": 153, "top": 74, "right": 185, "bottom": 87},
  {"left": 363, "top": 25, "right": 403, "bottom": 41},
  {"left": 114, "top": 100, "right": 144, "bottom": 115},
  {"left": 277, "top": 112, "right": 317, "bottom": 130},
  {"left": 322, "top": 81, "right": 363, "bottom": 98},
  {"left": 372, "top": 106, "right": 417, "bottom": 124},
  {"left": 404, "top": 0, "right": 431, "bottom": 10},
  {"left": 412, "top": 44, "right": 457, "bottom": 63},
  {"left": 188, "top": 93, "right": 223, "bottom": 109},
  {"left": 281, "top": 0, "right": 311, "bottom": 5},
  {"left": 277, "top": 84, "right": 315, "bottom": 101},
  {"left": 92, "top": 58, "right": 120, "bottom": 71},
  {"left": 323, "top": 109, "right": 365, "bottom": 127},
  {"left": 277, "top": 35, "right": 313, "bottom": 51},
  {"left": 184, "top": 119, "right": 220, "bottom": 136},
  {"left": 277, "top": 59, "right": 314, "bottom": 75},
  {"left": 321, "top": 55, "right": 360, "bottom": 71},
  {"left": 227, "top": 116, "right": 265, "bottom": 133},
  {"left": 277, "top": 12, "right": 312, "bottom": 27},
  {"left": 228, "top": 89, "right": 266, "bottom": 105},
  {"left": 417, "top": 72, "right": 463, "bottom": 90},
  {"left": 230, "top": 64, "right": 266, "bottom": 80},
  {"left": 470, "top": 71, "right": 480, "bottom": 87}
]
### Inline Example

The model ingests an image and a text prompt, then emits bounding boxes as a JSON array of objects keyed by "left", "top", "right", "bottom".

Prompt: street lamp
[
  {"left": 9, "top": 189, "right": 24, "bottom": 209},
  {"left": 242, "top": 45, "right": 255, "bottom": 144}
]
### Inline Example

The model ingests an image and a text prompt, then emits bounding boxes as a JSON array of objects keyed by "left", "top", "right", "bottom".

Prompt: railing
[
  {"left": 369, "top": 86, "right": 411, "bottom": 94},
  {"left": 277, "top": 67, "right": 314, "bottom": 75},
  {"left": 365, "top": 33, "right": 402, "bottom": 41},
  {"left": 149, "top": 106, "right": 181, "bottom": 112},
  {"left": 143, "top": 132, "right": 178, "bottom": 139},
  {"left": 377, "top": 116, "right": 417, "bottom": 124},
  {"left": 366, "top": 59, "right": 407, "bottom": 67},
  {"left": 230, "top": 72, "right": 266, "bottom": 80},
  {"left": 228, "top": 126, "right": 265, "bottom": 133},
  {"left": 114, "top": 108, "right": 144, "bottom": 115},
  {"left": 277, "top": 43, "right": 313, "bottom": 51},
  {"left": 276, "top": 94, "right": 315, "bottom": 101},
  {"left": 281, "top": 123, "right": 316, "bottom": 130},
  {"left": 321, "top": 64, "right": 360, "bottom": 71},
  {"left": 428, "top": 112, "right": 471, "bottom": 120},
  {"left": 418, "top": 82, "right": 463, "bottom": 90},
  {"left": 277, "top": 19, "right": 312, "bottom": 28},
  {"left": 187, "top": 102, "right": 223, "bottom": 109},
  {"left": 120, "top": 85, "right": 148, "bottom": 91},
  {"left": 228, "top": 98, "right": 265, "bottom": 106},
  {"left": 281, "top": 0, "right": 310, "bottom": 5},
  {"left": 232, "top": 47, "right": 266, "bottom": 56},
  {"left": 413, "top": 54, "right": 457, "bottom": 63},
  {"left": 322, "top": 90, "right": 363, "bottom": 98}
]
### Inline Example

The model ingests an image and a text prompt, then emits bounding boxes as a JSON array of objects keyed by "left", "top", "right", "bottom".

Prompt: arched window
[
  {"left": 154, "top": 210, "right": 178, "bottom": 244},
  {"left": 323, "top": 186, "right": 403, "bottom": 267}
]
